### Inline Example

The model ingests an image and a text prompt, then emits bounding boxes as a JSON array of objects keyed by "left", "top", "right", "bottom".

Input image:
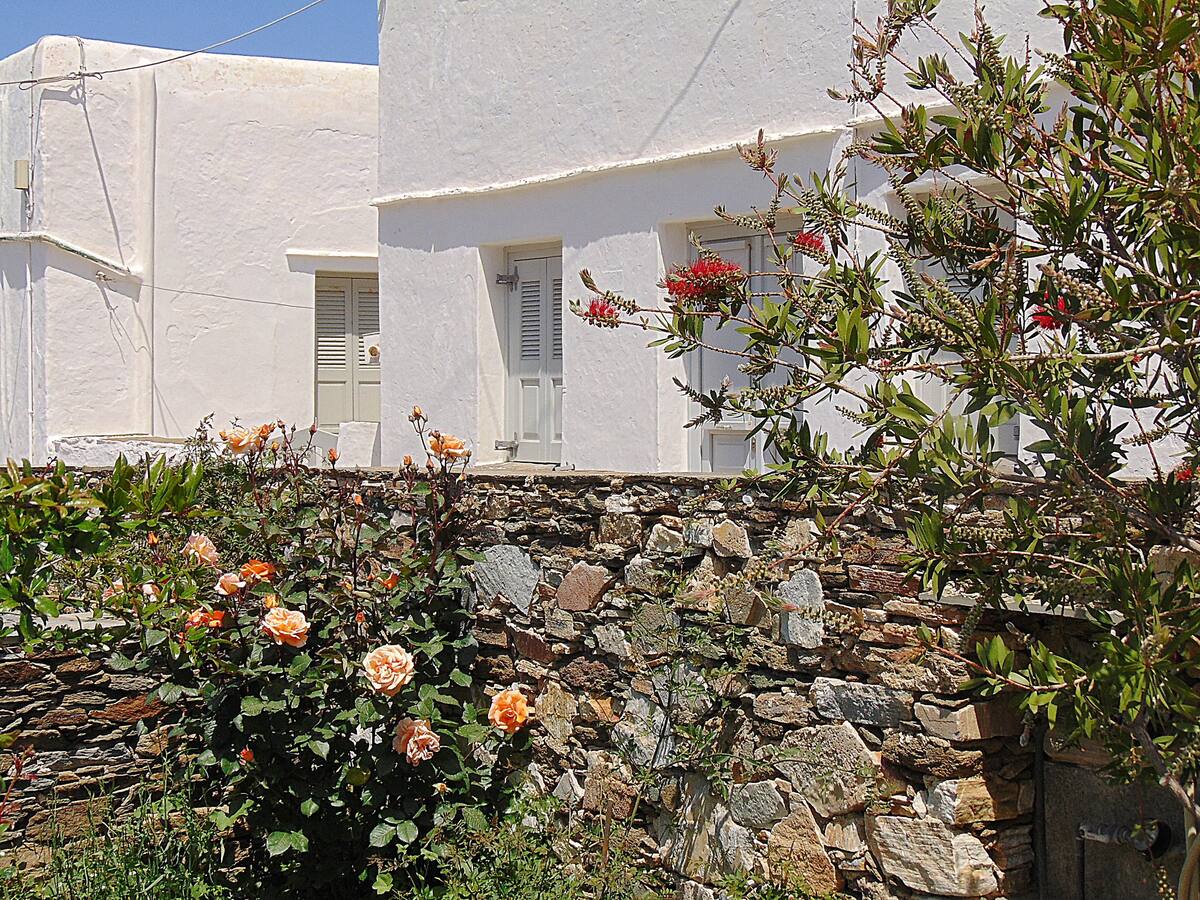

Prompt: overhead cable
[{"left": 0, "top": 0, "right": 333, "bottom": 89}]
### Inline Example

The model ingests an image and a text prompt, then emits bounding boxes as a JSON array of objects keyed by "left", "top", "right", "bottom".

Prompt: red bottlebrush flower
[
  {"left": 584, "top": 298, "right": 621, "bottom": 326},
  {"left": 1176, "top": 465, "right": 1194, "bottom": 483},
  {"left": 1032, "top": 296, "right": 1068, "bottom": 329},
  {"left": 663, "top": 257, "right": 746, "bottom": 306},
  {"left": 792, "top": 230, "right": 827, "bottom": 256}
]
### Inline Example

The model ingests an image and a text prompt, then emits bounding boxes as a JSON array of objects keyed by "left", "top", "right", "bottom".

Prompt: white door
[
  {"left": 693, "top": 231, "right": 801, "bottom": 473},
  {"left": 315, "top": 275, "right": 381, "bottom": 432},
  {"left": 506, "top": 254, "right": 563, "bottom": 463}
]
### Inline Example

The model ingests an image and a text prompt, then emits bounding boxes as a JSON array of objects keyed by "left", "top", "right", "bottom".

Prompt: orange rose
[
  {"left": 215, "top": 572, "right": 246, "bottom": 596},
  {"left": 257, "top": 423, "right": 275, "bottom": 440},
  {"left": 219, "top": 427, "right": 262, "bottom": 455},
  {"left": 240, "top": 559, "right": 276, "bottom": 585},
  {"left": 184, "top": 533, "right": 219, "bottom": 566},
  {"left": 263, "top": 593, "right": 280, "bottom": 609},
  {"left": 379, "top": 572, "right": 399, "bottom": 591},
  {"left": 261, "top": 607, "right": 309, "bottom": 648},
  {"left": 327, "top": 448, "right": 339, "bottom": 464},
  {"left": 402, "top": 454, "right": 414, "bottom": 468},
  {"left": 488, "top": 688, "right": 530, "bottom": 735},
  {"left": 239, "top": 747, "right": 255, "bottom": 764},
  {"left": 393, "top": 718, "right": 440, "bottom": 765},
  {"left": 430, "top": 432, "right": 469, "bottom": 460},
  {"left": 147, "top": 532, "right": 160, "bottom": 547},
  {"left": 362, "top": 645, "right": 415, "bottom": 697},
  {"left": 183, "top": 608, "right": 226, "bottom": 631},
  {"left": 433, "top": 782, "right": 448, "bottom": 796}
]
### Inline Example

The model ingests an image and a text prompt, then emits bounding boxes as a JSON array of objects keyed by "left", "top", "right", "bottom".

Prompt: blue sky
[{"left": 0, "top": 0, "right": 378, "bottom": 65}]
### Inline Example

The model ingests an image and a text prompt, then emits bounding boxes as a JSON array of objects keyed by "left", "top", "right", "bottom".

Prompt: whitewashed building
[
  {"left": 0, "top": 37, "right": 378, "bottom": 465},
  {"left": 375, "top": 1, "right": 1070, "bottom": 472}
]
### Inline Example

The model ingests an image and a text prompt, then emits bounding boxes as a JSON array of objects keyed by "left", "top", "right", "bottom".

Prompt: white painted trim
[
  {"left": 370, "top": 122, "right": 850, "bottom": 207},
  {"left": 285, "top": 250, "right": 379, "bottom": 275},
  {"left": 369, "top": 104, "right": 968, "bottom": 208},
  {"left": 0, "top": 231, "right": 138, "bottom": 279}
]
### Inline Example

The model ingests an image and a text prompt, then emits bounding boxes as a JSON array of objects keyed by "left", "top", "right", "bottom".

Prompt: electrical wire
[{"left": 0, "top": 0, "right": 333, "bottom": 89}]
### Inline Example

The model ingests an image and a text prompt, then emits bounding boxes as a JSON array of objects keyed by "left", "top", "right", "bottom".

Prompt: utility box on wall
[{"left": 1044, "top": 760, "right": 1183, "bottom": 899}]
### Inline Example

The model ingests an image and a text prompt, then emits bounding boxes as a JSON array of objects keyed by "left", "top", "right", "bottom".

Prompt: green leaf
[
  {"left": 240, "top": 696, "right": 266, "bottom": 717},
  {"left": 265, "top": 830, "right": 309, "bottom": 857},
  {"left": 372, "top": 873, "right": 394, "bottom": 895},
  {"left": 369, "top": 824, "right": 395, "bottom": 848}
]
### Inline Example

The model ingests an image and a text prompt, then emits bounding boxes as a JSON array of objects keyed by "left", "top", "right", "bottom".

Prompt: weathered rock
[
  {"left": 544, "top": 606, "right": 578, "bottom": 641},
  {"left": 537, "top": 681, "right": 578, "bottom": 756},
  {"left": 779, "top": 517, "right": 818, "bottom": 555},
  {"left": 867, "top": 815, "right": 999, "bottom": 897},
  {"left": 712, "top": 521, "right": 752, "bottom": 558},
  {"left": 612, "top": 691, "right": 671, "bottom": 768},
  {"left": 683, "top": 519, "right": 714, "bottom": 549},
  {"left": 881, "top": 732, "right": 984, "bottom": 778},
  {"left": 624, "top": 555, "right": 664, "bottom": 593},
  {"left": 508, "top": 627, "right": 557, "bottom": 664},
  {"left": 559, "top": 656, "right": 618, "bottom": 692},
  {"left": 135, "top": 725, "right": 173, "bottom": 758},
  {"left": 754, "top": 692, "right": 811, "bottom": 725},
  {"left": 25, "top": 797, "right": 110, "bottom": 841},
  {"left": 552, "top": 770, "right": 585, "bottom": 806},
  {"left": 0, "top": 661, "right": 47, "bottom": 686},
  {"left": 778, "top": 570, "right": 824, "bottom": 649},
  {"left": 766, "top": 806, "right": 842, "bottom": 893},
  {"left": 645, "top": 524, "right": 685, "bottom": 556},
  {"left": 93, "top": 694, "right": 164, "bottom": 724},
  {"left": 728, "top": 780, "right": 787, "bottom": 829},
  {"left": 848, "top": 565, "right": 919, "bottom": 597},
  {"left": 595, "top": 624, "right": 632, "bottom": 660},
  {"left": 630, "top": 602, "right": 680, "bottom": 657},
  {"left": 598, "top": 513, "right": 642, "bottom": 547},
  {"left": 927, "top": 775, "right": 1029, "bottom": 824},
  {"left": 723, "top": 583, "right": 766, "bottom": 626},
  {"left": 812, "top": 678, "right": 913, "bottom": 728},
  {"left": 775, "top": 722, "right": 876, "bottom": 816},
  {"left": 824, "top": 816, "right": 865, "bottom": 853},
  {"left": 472, "top": 545, "right": 540, "bottom": 616},
  {"left": 914, "top": 699, "right": 1022, "bottom": 742},
  {"left": 557, "top": 562, "right": 611, "bottom": 611}
]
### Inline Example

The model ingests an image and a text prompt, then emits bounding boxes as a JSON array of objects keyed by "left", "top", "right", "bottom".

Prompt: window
[
  {"left": 504, "top": 251, "right": 563, "bottom": 464},
  {"left": 315, "top": 275, "right": 380, "bottom": 432},
  {"left": 686, "top": 222, "right": 807, "bottom": 473}
]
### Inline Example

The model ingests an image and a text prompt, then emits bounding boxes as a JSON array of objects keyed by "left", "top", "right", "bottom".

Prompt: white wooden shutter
[
  {"left": 315, "top": 275, "right": 381, "bottom": 432},
  {"left": 315, "top": 277, "right": 353, "bottom": 431},
  {"left": 506, "top": 255, "right": 563, "bottom": 463},
  {"left": 352, "top": 278, "right": 381, "bottom": 422}
]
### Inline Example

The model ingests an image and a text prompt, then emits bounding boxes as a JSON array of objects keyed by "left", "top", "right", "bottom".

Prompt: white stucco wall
[
  {"left": 377, "top": 1, "right": 1067, "bottom": 471},
  {"left": 0, "top": 37, "right": 378, "bottom": 462}
]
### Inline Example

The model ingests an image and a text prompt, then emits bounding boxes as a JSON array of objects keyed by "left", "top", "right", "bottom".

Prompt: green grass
[{"left": 0, "top": 792, "right": 232, "bottom": 900}]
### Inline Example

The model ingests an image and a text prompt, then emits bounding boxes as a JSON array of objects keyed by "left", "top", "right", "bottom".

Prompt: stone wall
[
  {"left": 460, "top": 472, "right": 1066, "bottom": 900},
  {"left": 0, "top": 634, "right": 173, "bottom": 863},
  {"left": 0, "top": 470, "right": 1169, "bottom": 897}
]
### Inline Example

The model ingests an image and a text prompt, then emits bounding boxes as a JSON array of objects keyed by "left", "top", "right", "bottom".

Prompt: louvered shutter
[
  {"left": 352, "top": 278, "right": 381, "bottom": 422},
  {"left": 506, "top": 255, "right": 563, "bottom": 463},
  {"left": 315, "top": 277, "right": 353, "bottom": 431}
]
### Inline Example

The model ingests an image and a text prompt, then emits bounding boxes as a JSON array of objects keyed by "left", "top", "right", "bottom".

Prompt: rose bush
[{"left": 11, "top": 412, "right": 532, "bottom": 896}]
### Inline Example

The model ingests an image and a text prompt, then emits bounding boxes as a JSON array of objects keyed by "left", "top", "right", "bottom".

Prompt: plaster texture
[
  {"left": 0, "top": 37, "right": 377, "bottom": 463},
  {"left": 375, "top": 0, "right": 1151, "bottom": 474}
]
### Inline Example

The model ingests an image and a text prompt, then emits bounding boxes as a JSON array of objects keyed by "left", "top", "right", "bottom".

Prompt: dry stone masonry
[
  {"left": 460, "top": 471, "right": 1074, "bottom": 899},
  {"left": 1, "top": 471, "right": 1114, "bottom": 897}
]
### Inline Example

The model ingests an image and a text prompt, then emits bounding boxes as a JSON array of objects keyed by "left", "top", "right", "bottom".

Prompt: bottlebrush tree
[{"left": 575, "top": 0, "right": 1200, "bottom": 819}]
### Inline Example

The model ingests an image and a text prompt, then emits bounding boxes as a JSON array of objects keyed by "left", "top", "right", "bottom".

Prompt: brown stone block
[
  {"left": 0, "top": 661, "right": 48, "bottom": 686},
  {"left": 92, "top": 694, "right": 164, "bottom": 724},
  {"left": 848, "top": 566, "right": 920, "bottom": 597}
]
